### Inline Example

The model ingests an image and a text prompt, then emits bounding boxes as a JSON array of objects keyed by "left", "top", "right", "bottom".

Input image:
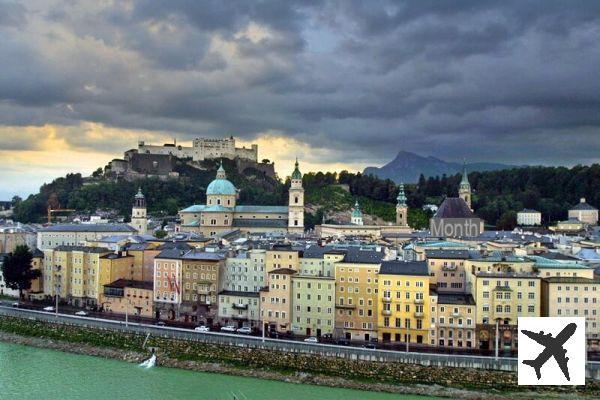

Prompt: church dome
[
  {"left": 207, "top": 179, "right": 236, "bottom": 196},
  {"left": 352, "top": 201, "right": 363, "bottom": 218},
  {"left": 206, "top": 163, "right": 237, "bottom": 195}
]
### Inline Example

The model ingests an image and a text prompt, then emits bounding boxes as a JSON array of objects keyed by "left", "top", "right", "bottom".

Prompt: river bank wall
[{"left": 0, "top": 315, "right": 597, "bottom": 399}]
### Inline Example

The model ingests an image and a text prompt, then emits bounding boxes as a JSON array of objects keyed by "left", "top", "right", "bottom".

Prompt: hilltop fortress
[
  {"left": 138, "top": 136, "right": 258, "bottom": 162},
  {"left": 105, "top": 136, "right": 274, "bottom": 181}
]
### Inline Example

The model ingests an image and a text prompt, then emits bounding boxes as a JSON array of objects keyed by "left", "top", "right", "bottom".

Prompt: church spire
[
  {"left": 216, "top": 160, "right": 227, "bottom": 179},
  {"left": 396, "top": 183, "right": 407, "bottom": 206},
  {"left": 461, "top": 158, "right": 470, "bottom": 185},
  {"left": 459, "top": 158, "right": 472, "bottom": 209}
]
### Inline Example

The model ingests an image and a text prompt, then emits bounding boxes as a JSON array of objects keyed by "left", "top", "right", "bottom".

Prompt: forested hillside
[{"left": 10, "top": 161, "right": 600, "bottom": 230}]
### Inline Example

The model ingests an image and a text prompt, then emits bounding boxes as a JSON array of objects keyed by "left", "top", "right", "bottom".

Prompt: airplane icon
[{"left": 520, "top": 322, "right": 576, "bottom": 381}]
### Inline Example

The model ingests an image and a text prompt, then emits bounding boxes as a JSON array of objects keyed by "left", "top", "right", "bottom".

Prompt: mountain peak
[{"left": 364, "top": 151, "right": 515, "bottom": 183}]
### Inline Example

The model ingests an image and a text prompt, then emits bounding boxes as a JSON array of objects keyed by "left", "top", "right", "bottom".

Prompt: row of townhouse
[{"left": 35, "top": 241, "right": 599, "bottom": 350}]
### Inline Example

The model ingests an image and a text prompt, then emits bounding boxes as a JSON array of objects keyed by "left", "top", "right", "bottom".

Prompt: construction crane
[{"left": 47, "top": 206, "right": 76, "bottom": 224}]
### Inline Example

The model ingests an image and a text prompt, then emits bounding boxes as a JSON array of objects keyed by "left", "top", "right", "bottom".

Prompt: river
[{"left": 0, "top": 342, "right": 440, "bottom": 399}]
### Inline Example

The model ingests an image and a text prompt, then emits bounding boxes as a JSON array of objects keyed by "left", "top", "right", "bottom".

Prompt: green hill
[{"left": 11, "top": 160, "right": 600, "bottom": 231}]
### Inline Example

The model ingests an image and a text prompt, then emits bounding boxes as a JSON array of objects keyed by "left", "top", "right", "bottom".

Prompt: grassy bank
[{"left": 0, "top": 316, "right": 597, "bottom": 399}]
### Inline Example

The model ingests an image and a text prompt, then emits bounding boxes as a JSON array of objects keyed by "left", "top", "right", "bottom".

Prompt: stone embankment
[{"left": 0, "top": 316, "right": 597, "bottom": 400}]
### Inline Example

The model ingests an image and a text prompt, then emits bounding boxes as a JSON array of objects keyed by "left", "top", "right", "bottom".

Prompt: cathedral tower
[
  {"left": 288, "top": 159, "right": 304, "bottom": 233},
  {"left": 459, "top": 159, "right": 472, "bottom": 210},
  {"left": 131, "top": 187, "right": 148, "bottom": 235},
  {"left": 396, "top": 183, "right": 408, "bottom": 227}
]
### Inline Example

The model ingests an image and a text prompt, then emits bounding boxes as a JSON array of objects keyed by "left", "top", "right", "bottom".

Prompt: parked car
[
  {"left": 268, "top": 330, "right": 280, "bottom": 339},
  {"left": 43, "top": 306, "right": 55, "bottom": 312},
  {"left": 236, "top": 326, "right": 252, "bottom": 334},
  {"left": 194, "top": 326, "right": 210, "bottom": 333},
  {"left": 336, "top": 339, "right": 350, "bottom": 346},
  {"left": 363, "top": 343, "right": 377, "bottom": 349},
  {"left": 303, "top": 336, "right": 319, "bottom": 343},
  {"left": 220, "top": 325, "right": 236, "bottom": 332},
  {"left": 155, "top": 321, "right": 166, "bottom": 326},
  {"left": 11, "top": 302, "right": 19, "bottom": 308},
  {"left": 75, "top": 311, "right": 88, "bottom": 316}
]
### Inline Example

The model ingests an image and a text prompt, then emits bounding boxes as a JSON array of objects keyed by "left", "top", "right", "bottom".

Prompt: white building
[
  {"left": 37, "top": 224, "right": 137, "bottom": 250},
  {"left": 517, "top": 209, "right": 542, "bottom": 226}
]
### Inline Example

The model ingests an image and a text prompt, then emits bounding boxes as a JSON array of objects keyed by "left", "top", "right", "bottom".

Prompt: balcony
[
  {"left": 335, "top": 303, "right": 356, "bottom": 309},
  {"left": 413, "top": 311, "right": 424, "bottom": 318},
  {"left": 413, "top": 298, "right": 424, "bottom": 304},
  {"left": 382, "top": 296, "right": 391, "bottom": 303},
  {"left": 232, "top": 314, "right": 248, "bottom": 320},
  {"left": 451, "top": 311, "right": 461, "bottom": 317},
  {"left": 232, "top": 303, "right": 248, "bottom": 310},
  {"left": 381, "top": 309, "right": 392, "bottom": 316}
]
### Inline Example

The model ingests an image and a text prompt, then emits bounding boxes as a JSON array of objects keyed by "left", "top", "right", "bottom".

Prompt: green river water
[{"left": 0, "top": 342, "right": 439, "bottom": 400}]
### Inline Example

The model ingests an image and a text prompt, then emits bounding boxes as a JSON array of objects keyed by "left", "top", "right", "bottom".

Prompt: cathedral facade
[{"left": 178, "top": 161, "right": 304, "bottom": 236}]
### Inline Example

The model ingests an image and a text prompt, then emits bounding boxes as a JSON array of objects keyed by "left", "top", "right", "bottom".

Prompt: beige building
[
  {"left": 334, "top": 248, "right": 385, "bottom": 341},
  {"left": 430, "top": 292, "right": 476, "bottom": 348},
  {"left": 100, "top": 279, "right": 154, "bottom": 318},
  {"left": 261, "top": 268, "right": 296, "bottom": 333},
  {"left": 541, "top": 277, "right": 599, "bottom": 347},
  {"left": 426, "top": 249, "right": 469, "bottom": 292},
  {"left": 568, "top": 198, "right": 598, "bottom": 225},
  {"left": 471, "top": 270, "right": 541, "bottom": 350}
]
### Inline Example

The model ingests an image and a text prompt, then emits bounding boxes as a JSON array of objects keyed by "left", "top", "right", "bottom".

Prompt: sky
[{"left": 2, "top": 1, "right": 600, "bottom": 199}]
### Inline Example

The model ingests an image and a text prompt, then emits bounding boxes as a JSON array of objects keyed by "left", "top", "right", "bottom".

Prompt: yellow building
[
  {"left": 334, "top": 247, "right": 384, "bottom": 341},
  {"left": 43, "top": 246, "right": 111, "bottom": 307},
  {"left": 266, "top": 245, "right": 300, "bottom": 273},
  {"left": 98, "top": 252, "right": 136, "bottom": 294},
  {"left": 378, "top": 261, "right": 430, "bottom": 345}
]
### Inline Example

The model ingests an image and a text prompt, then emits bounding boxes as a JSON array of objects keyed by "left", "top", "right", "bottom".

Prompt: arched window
[{"left": 294, "top": 196, "right": 298, "bottom": 204}]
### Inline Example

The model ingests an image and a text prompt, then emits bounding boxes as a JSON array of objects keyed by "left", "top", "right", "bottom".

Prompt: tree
[
  {"left": 92, "top": 167, "right": 104, "bottom": 178},
  {"left": 154, "top": 230, "right": 168, "bottom": 239},
  {"left": 497, "top": 211, "right": 517, "bottom": 231},
  {"left": 1, "top": 245, "right": 40, "bottom": 298}
]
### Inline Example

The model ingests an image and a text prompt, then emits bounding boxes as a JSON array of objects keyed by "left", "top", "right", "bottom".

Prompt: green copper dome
[
  {"left": 351, "top": 200, "right": 363, "bottom": 218},
  {"left": 291, "top": 158, "right": 302, "bottom": 180},
  {"left": 207, "top": 163, "right": 237, "bottom": 196}
]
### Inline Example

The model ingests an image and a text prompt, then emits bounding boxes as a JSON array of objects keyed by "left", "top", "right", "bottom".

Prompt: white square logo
[{"left": 518, "top": 317, "right": 586, "bottom": 385}]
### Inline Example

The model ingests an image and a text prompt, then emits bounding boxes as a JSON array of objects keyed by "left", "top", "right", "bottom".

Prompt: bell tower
[
  {"left": 459, "top": 159, "right": 472, "bottom": 210},
  {"left": 131, "top": 187, "right": 148, "bottom": 235},
  {"left": 396, "top": 183, "right": 408, "bottom": 227},
  {"left": 288, "top": 158, "right": 304, "bottom": 233}
]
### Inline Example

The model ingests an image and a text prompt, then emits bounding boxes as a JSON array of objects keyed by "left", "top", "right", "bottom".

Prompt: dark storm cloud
[{"left": 1, "top": 0, "right": 600, "bottom": 167}]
